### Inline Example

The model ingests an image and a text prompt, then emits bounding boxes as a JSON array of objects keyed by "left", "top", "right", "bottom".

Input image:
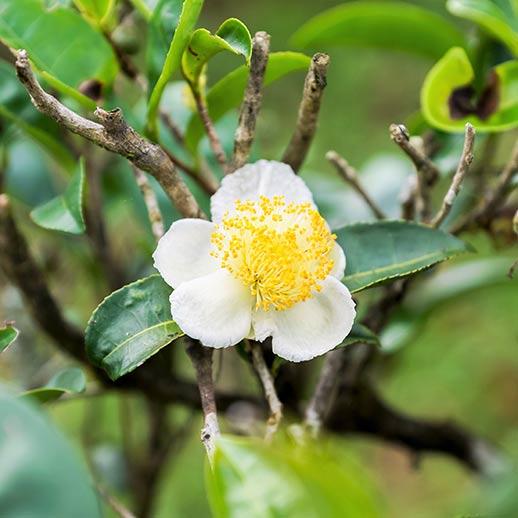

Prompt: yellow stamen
[{"left": 210, "top": 196, "right": 335, "bottom": 311}]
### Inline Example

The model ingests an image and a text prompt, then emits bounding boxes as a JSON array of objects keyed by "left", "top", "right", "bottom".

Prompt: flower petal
[
  {"left": 262, "top": 276, "right": 356, "bottom": 362},
  {"left": 329, "top": 242, "right": 346, "bottom": 280},
  {"left": 153, "top": 219, "right": 218, "bottom": 289},
  {"left": 211, "top": 160, "right": 314, "bottom": 222},
  {"left": 170, "top": 269, "right": 253, "bottom": 348}
]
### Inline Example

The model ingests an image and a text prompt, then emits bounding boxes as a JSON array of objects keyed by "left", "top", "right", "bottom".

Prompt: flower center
[{"left": 210, "top": 196, "right": 336, "bottom": 311}]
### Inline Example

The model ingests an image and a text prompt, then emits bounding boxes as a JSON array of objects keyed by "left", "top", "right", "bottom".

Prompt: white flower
[{"left": 153, "top": 160, "right": 356, "bottom": 362}]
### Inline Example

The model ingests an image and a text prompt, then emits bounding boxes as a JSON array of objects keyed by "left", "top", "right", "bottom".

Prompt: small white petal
[
  {"left": 153, "top": 219, "right": 218, "bottom": 289},
  {"left": 329, "top": 242, "right": 346, "bottom": 280},
  {"left": 252, "top": 309, "right": 276, "bottom": 342},
  {"left": 266, "top": 276, "right": 356, "bottom": 362},
  {"left": 211, "top": 160, "right": 314, "bottom": 222},
  {"left": 170, "top": 269, "right": 253, "bottom": 348}
]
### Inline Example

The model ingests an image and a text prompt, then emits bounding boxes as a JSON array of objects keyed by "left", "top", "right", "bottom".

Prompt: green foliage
[
  {"left": 182, "top": 18, "right": 252, "bottom": 93},
  {"left": 381, "top": 257, "right": 515, "bottom": 352},
  {"left": 30, "top": 157, "right": 86, "bottom": 234},
  {"left": 340, "top": 323, "right": 380, "bottom": 348},
  {"left": 146, "top": 0, "right": 184, "bottom": 91},
  {"left": 447, "top": 0, "right": 518, "bottom": 55},
  {"left": 0, "top": 387, "right": 101, "bottom": 517},
  {"left": 184, "top": 52, "right": 311, "bottom": 152},
  {"left": 335, "top": 221, "right": 473, "bottom": 293},
  {"left": 421, "top": 47, "right": 518, "bottom": 132},
  {"left": 73, "top": 0, "right": 116, "bottom": 30},
  {"left": 207, "top": 436, "right": 381, "bottom": 518},
  {"left": 0, "top": 61, "right": 76, "bottom": 170},
  {"left": 0, "top": 0, "right": 118, "bottom": 107},
  {"left": 85, "top": 275, "right": 184, "bottom": 380},
  {"left": 291, "top": 1, "right": 465, "bottom": 60},
  {"left": 147, "top": 0, "right": 204, "bottom": 138},
  {"left": 0, "top": 324, "right": 18, "bottom": 353},
  {"left": 21, "top": 367, "right": 87, "bottom": 403}
]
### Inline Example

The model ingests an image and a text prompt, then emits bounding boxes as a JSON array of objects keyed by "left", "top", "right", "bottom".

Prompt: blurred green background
[{"left": 1, "top": 0, "right": 517, "bottom": 516}]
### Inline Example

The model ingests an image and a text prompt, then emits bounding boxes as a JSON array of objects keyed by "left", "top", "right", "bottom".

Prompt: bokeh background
[{"left": 1, "top": 0, "right": 517, "bottom": 516}]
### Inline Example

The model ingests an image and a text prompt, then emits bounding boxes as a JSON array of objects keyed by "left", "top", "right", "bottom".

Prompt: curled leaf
[
  {"left": 182, "top": 18, "right": 252, "bottom": 93},
  {"left": 421, "top": 47, "right": 518, "bottom": 132}
]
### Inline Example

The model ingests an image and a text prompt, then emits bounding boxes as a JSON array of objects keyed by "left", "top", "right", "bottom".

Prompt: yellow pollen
[{"left": 210, "top": 196, "right": 336, "bottom": 311}]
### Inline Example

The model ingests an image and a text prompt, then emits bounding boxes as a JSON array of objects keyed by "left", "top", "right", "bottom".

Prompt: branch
[
  {"left": 131, "top": 166, "right": 164, "bottom": 241},
  {"left": 431, "top": 123, "right": 475, "bottom": 228},
  {"left": 185, "top": 339, "right": 220, "bottom": 463},
  {"left": 326, "top": 381, "right": 506, "bottom": 476},
  {"left": 15, "top": 50, "right": 204, "bottom": 219},
  {"left": 390, "top": 124, "right": 440, "bottom": 219},
  {"left": 282, "top": 53, "right": 330, "bottom": 172},
  {"left": 326, "top": 150, "right": 386, "bottom": 219},
  {"left": 96, "top": 483, "right": 136, "bottom": 518},
  {"left": 0, "top": 194, "right": 88, "bottom": 362},
  {"left": 245, "top": 340, "right": 283, "bottom": 441},
  {"left": 452, "top": 138, "right": 518, "bottom": 233},
  {"left": 231, "top": 31, "right": 270, "bottom": 172},
  {"left": 191, "top": 88, "right": 229, "bottom": 173}
]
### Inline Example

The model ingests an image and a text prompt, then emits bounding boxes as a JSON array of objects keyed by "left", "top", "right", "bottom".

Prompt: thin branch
[
  {"left": 431, "top": 123, "right": 475, "bottom": 228},
  {"left": 185, "top": 339, "right": 220, "bottom": 464},
  {"left": 452, "top": 138, "right": 518, "bottom": 234},
  {"left": 326, "top": 150, "right": 386, "bottom": 219},
  {"left": 326, "top": 381, "right": 506, "bottom": 477},
  {"left": 282, "top": 53, "right": 330, "bottom": 172},
  {"left": 231, "top": 31, "right": 270, "bottom": 172},
  {"left": 0, "top": 194, "right": 87, "bottom": 363},
  {"left": 191, "top": 88, "right": 229, "bottom": 173},
  {"left": 304, "top": 349, "right": 344, "bottom": 436},
  {"left": 96, "top": 483, "right": 136, "bottom": 518},
  {"left": 245, "top": 340, "right": 283, "bottom": 441},
  {"left": 131, "top": 166, "right": 164, "bottom": 241},
  {"left": 15, "top": 50, "right": 204, "bottom": 220},
  {"left": 390, "top": 123, "right": 440, "bottom": 220},
  {"left": 399, "top": 175, "right": 417, "bottom": 220}
]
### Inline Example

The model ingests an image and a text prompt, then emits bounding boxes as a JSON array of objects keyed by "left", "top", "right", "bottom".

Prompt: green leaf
[
  {"left": 30, "top": 157, "right": 86, "bottom": 234},
  {"left": 146, "top": 0, "right": 204, "bottom": 139},
  {"left": 0, "top": 0, "right": 118, "bottom": 106},
  {"left": 0, "top": 325, "right": 19, "bottom": 353},
  {"left": 184, "top": 51, "right": 311, "bottom": 153},
  {"left": 73, "top": 0, "right": 117, "bottom": 30},
  {"left": 381, "top": 257, "right": 515, "bottom": 352},
  {"left": 421, "top": 47, "right": 518, "bottom": 132},
  {"left": 335, "top": 220, "right": 473, "bottom": 293},
  {"left": 0, "top": 61, "right": 76, "bottom": 170},
  {"left": 0, "top": 387, "right": 101, "bottom": 516},
  {"left": 291, "top": 1, "right": 466, "bottom": 60},
  {"left": 85, "top": 275, "right": 184, "bottom": 380},
  {"left": 182, "top": 18, "right": 252, "bottom": 93},
  {"left": 146, "top": 0, "right": 184, "bottom": 91},
  {"left": 207, "top": 436, "right": 381, "bottom": 518},
  {"left": 340, "top": 323, "right": 380, "bottom": 348},
  {"left": 21, "top": 367, "right": 87, "bottom": 403},
  {"left": 447, "top": 0, "right": 518, "bottom": 55}
]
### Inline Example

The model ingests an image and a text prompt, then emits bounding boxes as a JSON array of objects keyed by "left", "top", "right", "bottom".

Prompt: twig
[
  {"left": 131, "top": 166, "right": 164, "bottom": 241},
  {"left": 282, "top": 53, "right": 330, "bottom": 172},
  {"left": 245, "top": 340, "right": 283, "bottom": 441},
  {"left": 400, "top": 175, "right": 417, "bottom": 220},
  {"left": 452, "top": 139, "right": 518, "bottom": 233},
  {"left": 160, "top": 111, "right": 185, "bottom": 145},
  {"left": 390, "top": 123, "right": 440, "bottom": 220},
  {"left": 0, "top": 194, "right": 87, "bottom": 362},
  {"left": 304, "top": 349, "right": 344, "bottom": 436},
  {"left": 230, "top": 32, "right": 270, "bottom": 172},
  {"left": 185, "top": 338, "right": 220, "bottom": 464},
  {"left": 15, "top": 50, "right": 204, "bottom": 219},
  {"left": 431, "top": 123, "right": 475, "bottom": 228},
  {"left": 326, "top": 150, "right": 386, "bottom": 219},
  {"left": 96, "top": 483, "right": 137, "bottom": 518},
  {"left": 191, "top": 88, "right": 229, "bottom": 173}
]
